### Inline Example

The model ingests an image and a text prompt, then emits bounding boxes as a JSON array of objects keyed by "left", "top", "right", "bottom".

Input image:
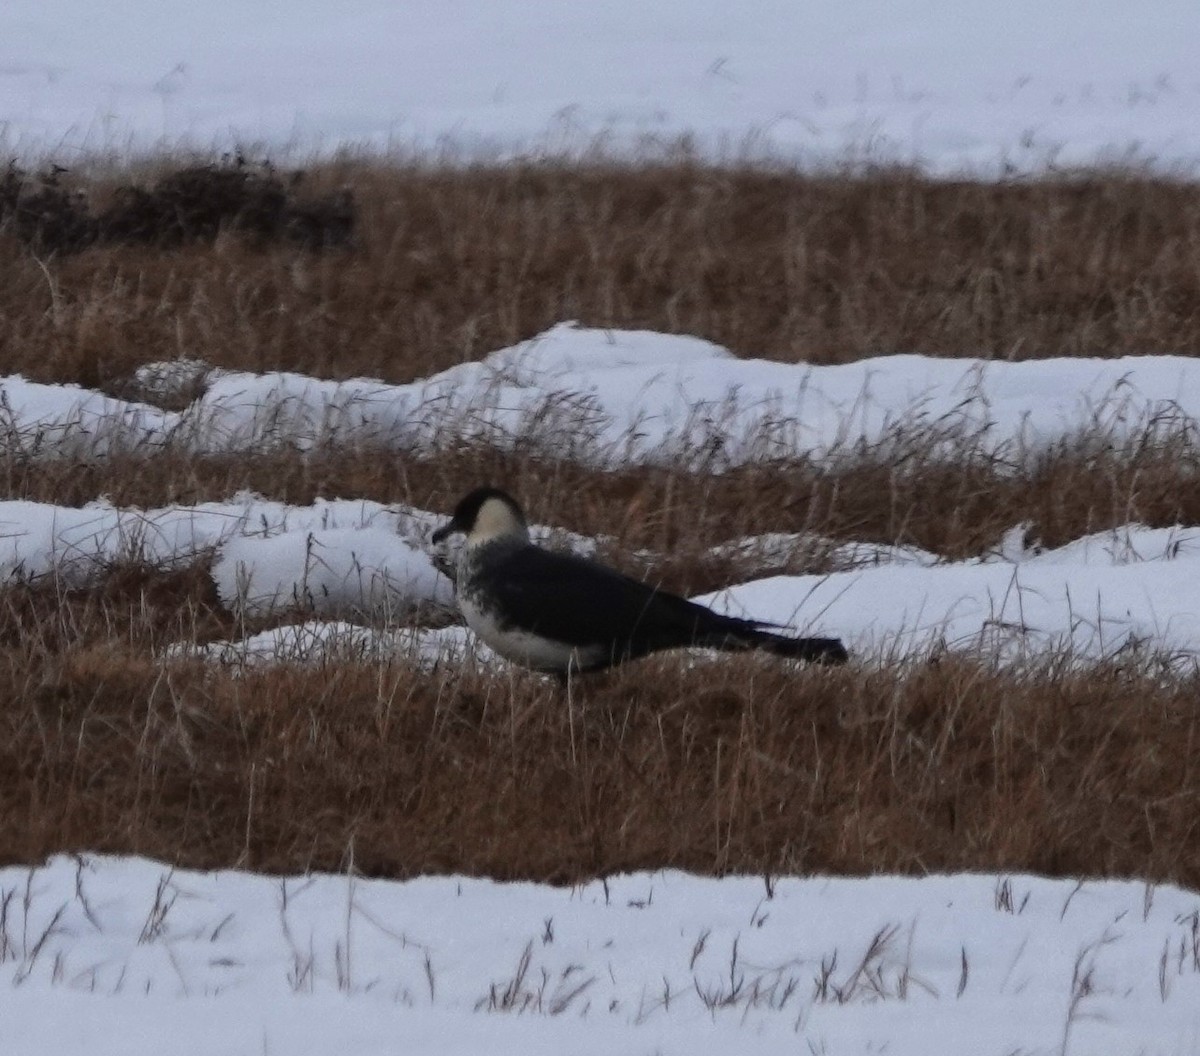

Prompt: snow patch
[
  {"left": 0, "top": 854, "right": 1197, "bottom": 1055},
  {"left": 9, "top": 329, "right": 1200, "bottom": 470},
  {"left": 3, "top": 0, "right": 1200, "bottom": 174},
  {"left": 704, "top": 524, "right": 1200, "bottom": 662},
  {"left": 212, "top": 528, "right": 452, "bottom": 619},
  {"left": 0, "top": 376, "right": 179, "bottom": 458}
]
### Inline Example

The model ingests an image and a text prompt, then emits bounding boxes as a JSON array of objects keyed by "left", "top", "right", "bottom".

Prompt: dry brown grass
[
  {"left": 3, "top": 161, "right": 1200, "bottom": 391},
  {"left": 5, "top": 157, "right": 1200, "bottom": 885},
  {"left": 2, "top": 570, "right": 1198, "bottom": 885}
]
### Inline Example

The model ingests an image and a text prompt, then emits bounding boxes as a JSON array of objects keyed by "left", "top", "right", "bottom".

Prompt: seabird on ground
[{"left": 430, "top": 486, "right": 849, "bottom": 675}]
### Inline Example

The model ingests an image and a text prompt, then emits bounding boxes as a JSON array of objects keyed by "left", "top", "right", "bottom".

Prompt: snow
[
  {"left": 1, "top": 855, "right": 1198, "bottom": 1055},
  {"left": 0, "top": 492, "right": 444, "bottom": 589},
  {"left": 8, "top": 326, "right": 1200, "bottom": 469},
  {"left": 705, "top": 523, "right": 1200, "bottom": 663},
  {"left": 213, "top": 528, "right": 449, "bottom": 620},
  {"left": 3, "top": 0, "right": 1199, "bottom": 175},
  {"left": 0, "top": 376, "right": 177, "bottom": 458},
  {"left": 0, "top": 490, "right": 594, "bottom": 624}
]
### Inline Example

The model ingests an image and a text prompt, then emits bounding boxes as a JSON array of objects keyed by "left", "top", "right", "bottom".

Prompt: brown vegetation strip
[
  {"left": 3, "top": 162, "right": 1200, "bottom": 389},
  {"left": 1, "top": 568, "right": 1196, "bottom": 885}
]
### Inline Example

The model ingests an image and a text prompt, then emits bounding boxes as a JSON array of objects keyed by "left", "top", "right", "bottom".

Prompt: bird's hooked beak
[{"left": 430, "top": 518, "right": 462, "bottom": 545}]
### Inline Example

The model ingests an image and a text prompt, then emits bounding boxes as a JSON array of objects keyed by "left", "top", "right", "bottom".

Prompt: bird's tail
[{"left": 698, "top": 617, "right": 849, "bottom": 665}]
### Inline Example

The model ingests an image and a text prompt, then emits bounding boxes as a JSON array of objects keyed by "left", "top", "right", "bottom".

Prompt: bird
[{"left": 429, "top": 486, "right": 849, "bottom": 675}]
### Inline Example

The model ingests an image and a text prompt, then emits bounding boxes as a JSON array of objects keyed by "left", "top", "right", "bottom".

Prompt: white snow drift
[
  {"left": 213, "top": 528, "right": 447, "bottom": 620},
  {"left": 0, "top": 494, "right": 453, "bottom": 616},
  {"left": 6, "top": 325, "right": 1200, "bottom": 469},
  {"left": 4, "top": 0, "right": 1199, "bottom": 174},
  {"left": 1, "top": 855, "right": 1197, "bottom": 1056},
  {"left": 706, "top": 524, "right": 1200, "bottom": 664}
]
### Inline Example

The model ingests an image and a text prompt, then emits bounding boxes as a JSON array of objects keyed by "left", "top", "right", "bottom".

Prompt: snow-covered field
[
  {"left": 3, "top": 0, "right": 1199, "bottom": 174},
  {"left": 3, "top": 855, "right": 1200, "bottom": 1056},
  {"left": 5, "top": 2, "right": 1200, "bottom": 1051}
]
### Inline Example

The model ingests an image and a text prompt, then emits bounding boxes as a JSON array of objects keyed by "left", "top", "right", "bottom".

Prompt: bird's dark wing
[{"left": 473, "top": 545, "right": 703, "bottom": 651}]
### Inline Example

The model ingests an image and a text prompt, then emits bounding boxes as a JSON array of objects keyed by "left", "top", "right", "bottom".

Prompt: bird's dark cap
[{"left": 431, "top": 486, "right": 525, "bottom": 543}]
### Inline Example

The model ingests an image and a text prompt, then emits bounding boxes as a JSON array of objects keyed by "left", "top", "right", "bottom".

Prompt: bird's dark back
[{"left": 467, "top": 541, "right": 702, "bottom": 655}]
